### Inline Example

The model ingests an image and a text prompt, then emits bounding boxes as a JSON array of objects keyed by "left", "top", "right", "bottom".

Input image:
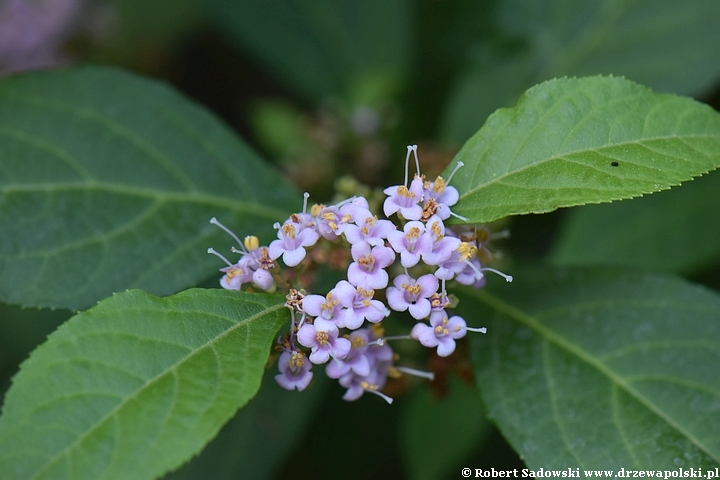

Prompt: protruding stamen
[
  {"left": 396, "top": 366, "right": 435, "bottom": 381},
  {"left": 445, "top": 161, "right": 464, "bottom": 185},
  {"left": 334, "top": 195, "right": 357, "bottom": 208},
  {"left": 207, "top": 247, "right": 233, "bottom": 267},
  {"left": 449, "top": 210, "right": 469, "bottom": 222},
  {"left": 463, "top": 259, "right": 485, "bottom": 280},
  {"left": 367, "top": 335, "right": 412, "bottom": 347},
  {"left": 230, "top": 246, "right": 251, "bottom": 257},
  {"left": 210, "top": 217, "right": 244, "bottom": 250},
  {"left": 297, "top": 311, "right": 308, "bottom": 330},
  {"left": 411, "top": 144, "right": 420, "bottom": 178},
  {"left": 288, "top": 310, "right": 297, "bottom": 344},
  {"left": 363, "top": 386, "right": 394, "bottom": 404},
  {"left": 403, "top": 145, "right": 414, "bottom": 186},
  {"left": 302, "top": 192, "right": 310, "bottom": 214},
  {"left": 480, "top": 267, "right": 513, "bottom": 282},
  {"left": 466, "top": 326, "right": 488, "bottom": 334}
]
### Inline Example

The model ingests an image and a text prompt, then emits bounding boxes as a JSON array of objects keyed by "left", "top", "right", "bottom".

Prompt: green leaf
[
  {"left": 457, "top": 268, "right": 720, "bottom": 469},
  {"left": 439, "top": 0, "right": 720, "bottom": 145},
  {"left": 208, "top": 0, "right": 411, "bottom": 103},
  {"left": 0, "top": 289, "right": 287, "bottom": 480},
  {"left": 400, "top": 376, "right": 493, "bottom": 480},
  {"left": 165, "top": 369, "right": 329, "bottom": 480},
  {"left": 443, "top": 76, "right": 720, "bottom": 223},
  {"left": 549, "top": 170, "right": 720, "bottom": 275},
  {"left": 0, "top": 67, "right": 299, "bottom": 310}
]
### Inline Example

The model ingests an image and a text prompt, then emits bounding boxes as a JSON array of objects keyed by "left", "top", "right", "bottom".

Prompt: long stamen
[
  {"left": 411, "top": 144, "right": 420, "bottom": 178},
  {"left": 466, "top": 326, "right": 488, "bottom": 334},
  {"left": 445, "top": 161, "right": 464, "bottom": 185},
  {"left": 396, "top": 366, "right": 435, "bottom": 381},
  {"left": 302, "top": 192, "right": 310, "bottom": 214},
  {"left": 463, "top": 258, "right": 484, "bottom": 280},
  {"left": 364, "top": 388, "right": 394, "bottom": 404},
  {"left": 403, "top": 145, "right": 414, "bottom": 186},
  {"left": 367, "top": 335, "right": 412, "bottom": 346},
  {"left": 207, "top": 247, "right": 234, "bottom": 267},
  {"left": 480, "top": 267, "right": 513, "bottom": 282},
  {"left": 297, "top": 311, "right": 308, "bottom": 330},
  {"left": 449, "top": 210, "right": 469, "bottom": 222},
  {"left": 288, "top": 310, "right": 297, "bottom": 344},
  {"left": 334, "top": 195, "right": 358, "bottom": 208},
  {"left": 230, "top": 246, "right": 249, "bottom": 257},
  {"left": 210, "top": 217, "right": 244, "bottom": 249}
]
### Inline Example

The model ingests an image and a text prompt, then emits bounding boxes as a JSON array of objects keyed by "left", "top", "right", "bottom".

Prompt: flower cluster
[{"left": 208, "top": 145, "right": 511, "bottom": 403}]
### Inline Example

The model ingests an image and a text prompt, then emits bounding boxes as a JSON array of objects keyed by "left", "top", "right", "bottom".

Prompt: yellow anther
[
  {"left": 244, "top": 235, "right": 260, "bottom": 251},
  {"left": 358, "top": 255, "right": 375, "bottom": 268},
  {"left": 225, "top": 266, "right": 243, "bottom": 280},
  {"left": 315, "top": 331, "right": 329, "bottom": 346},
  {"left": 396, "top": 185, "right": 415, "bottom": 198},
  {"left": 457, "top": 242, "right": 477, "bottom": 261},
  {"left": 406, "top": 226, "right": 421, "bottom": 240},
  {"left": 311, "top": 204, "right": 323, "bottom": 216},
  {"left": 432, "top": 176, "right": 446, "bottom": 194},
  {"left": 351, "top": 336, "right": 365, "bottom": 349},
  {"left": 282, "top": 223, "right": 297, "bottom": 240},
  {"left": 289, "top": 351, "right": 306, "bottom": 368},
  {"left": 322, "top": 293, "right": 339, "bottom": 311},
  {"left": 402, "top": 283, "right": 422, "bottom": 296}
]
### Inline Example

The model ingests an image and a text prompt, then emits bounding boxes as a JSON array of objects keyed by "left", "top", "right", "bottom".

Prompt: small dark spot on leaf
[{"left": 611, "top": 161, "right": 619, "bottom": 167}]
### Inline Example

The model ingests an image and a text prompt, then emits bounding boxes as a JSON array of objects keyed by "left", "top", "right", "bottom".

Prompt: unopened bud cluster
[{"left": 208, "top": 146, "right": 512, "bottom": 403}]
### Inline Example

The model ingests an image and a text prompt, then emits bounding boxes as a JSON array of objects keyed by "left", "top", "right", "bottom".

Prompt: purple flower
[
  {"left": 297, "top": 323, "right": 351, "bottom": 364},
  {"left": 421, "top": 162, "right": 463, "bottom": 220},
  {"left": 311, "top": 204, "right": 351, "bottom": 240},
  {"left": 422, "top": 216, "right": 462, "bottom": 266},
  {"left": 383, "top": 175, "right": 424, "bottom": 220},
  {"left": 326, "top": 329, "right": 373, "bottom": 378},
  {"left": 344, "top": 207, "right": 396, "bottom": 248},
  {"left": 301, "top": 289, "right": 347, "bottom": 330},
  {"left": 275, "top": 350, "right": 313, "bottom": 391},
  {"left": 268, "top": 221, "right": 319, "bottom": 267},
  {"left": 334, "top": 280, "right": 389, "bottom": 329},
  {"left": 347, "top": 243, "right": 395, "bottom": 290},
  {"left": 337, "top": 336, "right": 394, "bottom": 402},
  {"left": 386, "top": 273, "right": 438, "bottom": 320},
  {"left": 411, "top": 310, "right": 468, "bottom": 357},
  {"left": 387, "top": 220, "right": 432, "bottom": 268},
  {"left": 422, "top": 178, "right": 459, "bottom": 220},
  {"left": 455, "top": 258, "right": 487, "bottom": 287},
  {"left": 219, "top": 262, "right": 253, "bottom": 290},
  {"left": 434, "top": 241, "right": 477, "bottom": 280}
]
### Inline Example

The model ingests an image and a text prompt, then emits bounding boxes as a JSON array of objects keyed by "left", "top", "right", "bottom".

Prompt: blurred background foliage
[{"left": 2, "top": 0, "right": 720, "bottom": 478}]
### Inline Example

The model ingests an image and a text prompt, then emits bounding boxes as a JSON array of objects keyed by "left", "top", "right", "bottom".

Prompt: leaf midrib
[
  {"left": 471, "top": 288, "right": 719, "bottom": 463},
  {"left": 459, "top": 133, "right": 720, "bottom": 201},
  {"left": 23, "top": 298, "right": 286, "bottom": 480}
]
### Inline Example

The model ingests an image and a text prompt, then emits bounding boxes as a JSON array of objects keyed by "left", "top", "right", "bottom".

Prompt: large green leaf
[
  {"left": 400, "top": 376, "right": 493, "bottom": 480},
  {"left": 208, "top": 0, "right": 411, "bottom": 103},
  {"left": 549, "top": 170, "right": 720, "bottom": 275},
  {"left": 443, "top": 76, "right": 720, "bottom": 223},
  {"left": 0, "top": 67, "right": 299, "bottom": 310},
  {"left": 0, "top": 289, "right": 288, "bottom": 480},
  {"left": 457, "top": 268, "right": 720, "bottom": 469},
  {"left": 439, "top": 0, "right": 720, "bottom": 145}
]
